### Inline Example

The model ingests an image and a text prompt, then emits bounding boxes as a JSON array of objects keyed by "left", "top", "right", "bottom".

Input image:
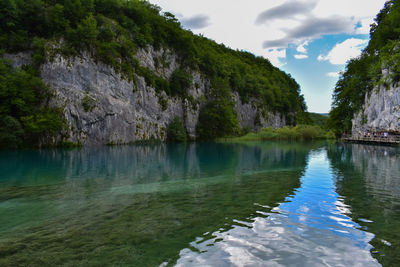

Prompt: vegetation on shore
[
  {"left": 0, "top": 57, "right": 64, "bottom": 149},
  {"left": 0, "top": 0, "right": 308, "bottom": 147},
  {"left": 327, "top": 0, "right": 400, "bottom": 136},
  {"left": 167, "top": 117, "right": 187, "bottom": 142},
  {"left": 219, "top": 125, "right": 335, "bottom": 142},
  {"left": 307, "top": 112, "right": 328, "bottom": 128}
]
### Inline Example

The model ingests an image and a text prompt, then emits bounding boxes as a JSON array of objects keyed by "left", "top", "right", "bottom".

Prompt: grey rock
[
  {"left": 352, "top": 82, "right": 400, "bottom": 135},
  {"left": 7, "top": 48, "right": 287, "bottom": 145},
  {"left": 234, "top": 93, "right": 285, "bottom": 131},
  {"left": 4, "top": 52, "right": 32, "bottom": 68}
]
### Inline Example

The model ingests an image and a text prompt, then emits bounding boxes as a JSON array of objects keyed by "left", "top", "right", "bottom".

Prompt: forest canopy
[
  {"left": 327, "top": 0, "right": 400, "bottom": 136},
  {"left": 0, "top": 0, "right": 308, "bottom": 145}
]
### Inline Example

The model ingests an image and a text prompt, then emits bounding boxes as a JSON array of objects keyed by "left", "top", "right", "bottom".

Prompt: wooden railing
[{"left": 342, "top": 135, "right": 400, "bottom": 144}]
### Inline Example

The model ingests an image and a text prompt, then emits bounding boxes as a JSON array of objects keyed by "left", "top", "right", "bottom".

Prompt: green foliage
[
  {"left": 296, "top": 111, "right": 313, "bottom": 125},
  {"left": 223, "top": 125, "right": 334, "bottom": 142},
  {"left": 328, "top": 0, "right": 400, "bottom": 135},
  {"left": 20, "top": 107, "right": 65, "bottom": 142},
  {"left": 167, "top": 116, "right": 187, "bottom": 142},
  {"left": 0, "top": 115, "right": 24, "bottom": 148},
  {"left": 307, "top": 113, "right": 328, "bottom": 128},
  {"left": 32, "top": 37, "right": 47, "bottom": 68},
  {"left": 81, "top": 94, "right": 96, "bottom": 112},
  {"left": 0, "top": 58, "right": 64, "bottom": 147},
  {"left": 0, "top": 0, "right": 308, "bottom": 140},
  {"left": 0, "top": 0, "right": 306, "bottom": 114},
  {"left": 169, "top": 68, "right": 192, "bottom": 96},
  {"left": 158, "top": 94, "right": 168, "bottom": 111},
  {"left": 70, "top": 13, "right": 99, "bottom": 50},
  {"left": 197, "top": 79, "right": 239, "bottom": 140},
  {"left": 294, "top": 125, "right": 326, "bottom": 140},
  {"left": 46, "top": 4, "right": 69, "bottom": 34},
  {"left": 0, "top": 59, "right": 47, "bottom": 118}
]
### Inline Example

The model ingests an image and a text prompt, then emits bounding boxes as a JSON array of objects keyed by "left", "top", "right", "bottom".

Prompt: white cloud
[
  {"left": 317, "top": 38, "right": 368, "bottom": 65},
  {"left": 355, "top": 18, "right": 374, "bottom": 35},
  {"left": 147, "top": 0, "right": 387, "bottom": 111},
  {"left": 264, "top": 48, "right": 287, "bottom": 66},
  {"left": 294, "top": 54, "right": 308, "bottom": 59},
  {"left": 326, "top": 72, "right": 340, "bottom": 77},
  {"left": 149, "top": 0, "right": 386, "bottom": 53},
  {"left": 296, "top": 41, "right": 309, "bottom": 54}
]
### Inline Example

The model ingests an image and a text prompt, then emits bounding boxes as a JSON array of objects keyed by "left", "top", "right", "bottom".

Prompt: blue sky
[
  {"left": 148, "top": 0, "right": 387, "bottom": 113},
  {"left": 282, "top": 34, "right": 370, "bottom": 113}
]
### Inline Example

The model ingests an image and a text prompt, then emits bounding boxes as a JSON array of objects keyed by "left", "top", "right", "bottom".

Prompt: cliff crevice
[{"left": 7, "top": 47, "right": 286, "bottom": 145}]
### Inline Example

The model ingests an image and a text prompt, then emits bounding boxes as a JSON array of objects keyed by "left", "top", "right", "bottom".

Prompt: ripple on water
[{"left": 176, "top": 149, "right": 380, "bottom": 267}]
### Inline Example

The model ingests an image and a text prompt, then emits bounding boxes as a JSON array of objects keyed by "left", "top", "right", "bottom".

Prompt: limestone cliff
[
  {"left": 352, "top": 74, "right": 400, "bottom": 136},
  {"left": 6, "top": 47, "right": 286, "bottom": 145}
]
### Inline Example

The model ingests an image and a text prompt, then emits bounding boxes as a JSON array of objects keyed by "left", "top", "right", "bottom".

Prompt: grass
[{"left": 219, "top": 125, "right": 335, "bottom": 142}]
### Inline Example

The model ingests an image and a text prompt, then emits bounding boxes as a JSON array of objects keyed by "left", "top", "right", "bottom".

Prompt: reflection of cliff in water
[
  {"left": 327, "top": 143, "right": 400, "bottom": 266},
  {"left": 0, "top": 142, "right": 315, "bottom": 266},
  {"left": 348, "top": 144, "right": 399, "bottom": 199},
  {"left": 1, "top": 142, "right": 317, "bottom": 187}
]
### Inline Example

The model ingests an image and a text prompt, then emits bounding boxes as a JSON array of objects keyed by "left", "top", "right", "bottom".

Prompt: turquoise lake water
[{"left": 0, "top": 142, "right": 399, "bottom": 266}]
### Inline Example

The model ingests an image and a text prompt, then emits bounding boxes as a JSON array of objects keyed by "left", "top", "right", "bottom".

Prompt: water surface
[{"left": 0, "top": 142, "right": 399, "bottom": 266}]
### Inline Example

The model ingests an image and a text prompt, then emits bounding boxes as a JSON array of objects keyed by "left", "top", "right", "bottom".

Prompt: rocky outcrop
[
  {"left": 352, "top": 75, "right": 400, "bottom": 136},
  {"left": 4, "top": 52, "right": 32, "bottom": 69},
  {"left": 6, "top": 47, "right": 286, "bottom": 145}
]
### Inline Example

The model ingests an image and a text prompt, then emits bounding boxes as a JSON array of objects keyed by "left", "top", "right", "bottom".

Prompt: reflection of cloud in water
[{"left": 176, "top": 149, "right": 379, "bottom": 266}]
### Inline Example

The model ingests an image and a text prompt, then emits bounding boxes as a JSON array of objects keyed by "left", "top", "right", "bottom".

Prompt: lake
[{"left": 0, "top": 142, "right": 399, "bottom": 266}]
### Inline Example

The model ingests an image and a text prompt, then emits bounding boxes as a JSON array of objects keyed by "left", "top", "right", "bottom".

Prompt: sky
[{"left": 148, "top": 0, "right": 387, "bottom": 113}]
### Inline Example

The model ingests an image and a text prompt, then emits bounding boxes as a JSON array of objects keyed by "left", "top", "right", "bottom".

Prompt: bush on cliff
[
  {"left": 167, "top": 116, "right": 187, "bottom": 142},
  {"left": 196, "top": 79, "right": 239, "bottom": 140},
  {"left": 0, "top": 0, "right": 309, "bottom": 145},
  {"left": 0, "top": 58, "right": 64, "bottom": 147},
  {"left": 0, "top": 0, "right": 307, "bottom": 114},
  {"left": 0, "top": 115, "right": 24, "bottom": 149},
  {"left": 328, "top": 0, "right": 400, "bottom": 135}
]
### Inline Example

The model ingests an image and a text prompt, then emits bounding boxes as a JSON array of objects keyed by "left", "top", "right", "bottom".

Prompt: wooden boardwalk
[{"left": 342, "top": 136, "right": 400, "bottom": 145}]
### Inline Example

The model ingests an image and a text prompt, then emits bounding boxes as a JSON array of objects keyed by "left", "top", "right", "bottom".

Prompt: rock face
[
  {"left": 352, "top": 80, "right": 400, "bottom": 136},
  {"left": 7, "top": 47, "right": 286, "bottom": 145}
]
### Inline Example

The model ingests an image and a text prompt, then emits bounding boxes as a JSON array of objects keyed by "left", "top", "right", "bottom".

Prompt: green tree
[
  {"left": 0, "top": 59, "right": 64, "bottom": 147},
  {"left": 21, "top": 108, "right": 65, "bottom": 144},
  {"left": 0, "top": 0, "right": 18, "bottom": 31},
  {"left": 46, "top": 4, "right": 69, "bottom": 35},
  {"left": 76, "top": 13, "right": 98, "bottom": 48},
  {"left": 167, "top": 116, "right": 187, "bottom": 142},
  {"left": 169, "top": 68, "right": 192, "bottom": 96},
  {"left": 328, "top": 0, "right": 400, "bottom": 135},
  {"left": 0, "top": 115, "right": 24, "bottom": 148},
  {"left": 197, "top": 79, "right": 239, "bottom": 139},
  {"left": 0, "top": 0, "right": 310, "bottom": 147}
]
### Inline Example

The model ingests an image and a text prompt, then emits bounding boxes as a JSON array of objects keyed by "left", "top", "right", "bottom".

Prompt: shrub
[
  {"left": 21, "top": 108, "right": 65, "bottom": 144},
  {"left": 0, "top": 58, "right": 65, "bottom": 148},
  {"left": 197, "top": 79, "right": 239, "bottom": 140},
  {"left": 296, "top": 125, "right": 324, "bottom": 140},
  {"left": 169, "top": 69, "right": 192, "bottom": 96},
  {"left": 221, "top": 125, "right": 334, "bottom": 142},
  {"left": 0, "top": 115, "right": 24, "bottom": 148},
  {"left": 275, "top": 126, "right": 301, "bottom": 140},
  {"left": 167, "top": 117, "right": 187, "bottom": 142},
  {"left": 82, "top": 94, "right": 96, "bottom": 112},
  {"left": 158, "top": 95, "right": 168, "bottom": 111}
]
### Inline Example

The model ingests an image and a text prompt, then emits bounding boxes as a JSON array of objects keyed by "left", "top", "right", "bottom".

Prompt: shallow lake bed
[{"left": 0, "top": 142, "right": 399, "bottom": 266}]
